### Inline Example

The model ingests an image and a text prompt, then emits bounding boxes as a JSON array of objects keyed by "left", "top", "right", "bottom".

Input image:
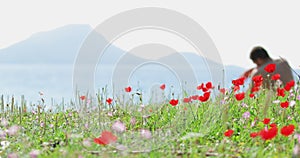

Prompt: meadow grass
[{"left": 0, "top": 81, "right": 299, "bottom": 158}]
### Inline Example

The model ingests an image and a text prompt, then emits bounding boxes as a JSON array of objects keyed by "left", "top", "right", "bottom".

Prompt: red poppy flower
[
  {"left": 224, "top": 129, "right": 234, "bottom": 137},
  {"left": 183, "top": 97, "right": 191, "bottom": 103},
  {"left": 94, "top": 131, "right": 117, "bottom": 145},
  {"left": 235, "top": 92, "right": 245, "bottom": 101},
  {"left": 125, "top": 86, "right": 132, "bottom": 93},
  {"left": 284, "top": 80, "right": 295, "bottom": 91},
  {"left": 197, "top": 83, "right": 204, "bottom": 90},
  {"left": 264, "top": 63, "right": 276, "bottom": 73},
  {"left": 254, "top": 81, "right": 263, "bottom": 87},
  {"left": 277, "top": 88, "right": 285, "bottom": 97},
  {"left": 206, "top": 82, "right": 213, "bottom": 89},
  {"left": 259, "top": 126, "right": 278, "bottom": 140},
  {"left": 198, "top": 92, "right": 210, "bottom": 102},
  {"left": 284, "top": 86, "right": 291, "bottom": 91},
  {"left": 197, "top": 82, "right": 213, "bottom": 92},
  {"left": 271, "top": 74, "right": 281, "bottom": 81},
  {"left": 270, "top": 123, "right": 277, "bottom": 128},
  {"left": 263, "top": 118, "right": 271, "bottom": 124},
  {"left": 233, "top": 85, "right": 240, "bottom": 92},
  {"left": 250, "top": 132, "right": 259, "bottom": 138},
  {"left": 289, "top": 80, "right": 295, "bottom": 87},
  {"left": 280, "top": 125, "right": 295, "bottom": 136},
  {"left": 220, "top": 88, "right": 226, "bottom": 94},
  {"left": 202, "top": 87, "right": 209, "bottom": 92},
  {"left": 106, "top": 98, "right": 113, "bottom": 105},
  {"left": 232, "top": 79, "right": 238, "bottom": 86},
  {"left": 232, "top": 77, "right": 246, "bottom": 86},
  {"left": 252, "top": 75, "right": 263, "bottom": 83},
  {"left": 169, "top": 99, "right": 179, "bottom": 106},
  {"left": 80, "top": 95, "right": 86, "bottom": 101},
  {"left": 251, "top": 86, "right": 260, "bottom": 93},
  {"left": 191, "top": 95, "right": 199, "bottom": 100},
  {"left": 249, "top": 93, "right": 255, "bottom": 98},
  {"left": 280, "top": 101, "right": 289, "bottom": 108},
  {"left": 160, "top": 84, "right": 166, "bottom": 90}
]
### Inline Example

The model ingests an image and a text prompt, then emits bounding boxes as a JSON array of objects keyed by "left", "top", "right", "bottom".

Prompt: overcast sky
[{"left": 1, "top": 0, "right": 300, "bottom": 69}]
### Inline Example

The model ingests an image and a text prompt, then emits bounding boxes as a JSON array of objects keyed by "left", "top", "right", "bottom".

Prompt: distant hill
[
  {"left": 1, "top": 24, "right": 298, "bottom": 102},
  {"left": 0, "top": 24, "right": 92, "bottom": 64}
]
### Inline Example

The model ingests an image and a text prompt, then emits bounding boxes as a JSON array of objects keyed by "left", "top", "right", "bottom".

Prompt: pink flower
[
  {"left": 112, "top": 121, "right": 126, "bottom": 133},
  {"left": 107, "top": 111, "right": 113, "bottom": 117},
  {"left": 241, "top": 103, "right": 248, "bottom": 108},
  {"left": 140, "top": 129, "right": 152, "bottom": 139},
  {"left": 29, "top": 150, "right": 40, "bottom": 158},
  {"left": 242, "top": 111, "right": 250, "bottom": 119},
  {"left": 87, "top": 99, "right": 91, "bottom": 105},
  {"left": 1, "top": 118, "right": 8, "bottom": 127},
  {"left": 251, "top": 120, "right": 257, "bottom": 127},
  {"left": 0, "top": 130, "right": 7, "bottom": 138},
  {"left": 130, "top": 117, "right": 136, "bottom": 126},
  {"left": 82, "top": 139, "right": 91, "bottom": 147},
  {"left": 7, "top": 125, "right": 20, "bottom": 136},
  {"left": 8, "top": 153, "right": 18, "bottom": 158},
  {"left": 40, "top": 122, "right": 45, "bottom": 127},
  {"left": 84, "top": 123, "right": 89, "bottom": 129}
]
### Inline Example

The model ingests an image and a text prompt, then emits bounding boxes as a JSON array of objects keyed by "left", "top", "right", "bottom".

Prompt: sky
[{"left": 1, "top": 0, "right": 300, "bottom": 69}]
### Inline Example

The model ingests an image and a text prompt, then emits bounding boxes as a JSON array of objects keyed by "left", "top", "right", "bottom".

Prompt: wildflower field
[{"left": 1, "top": 64, "right": 300, "bottom": 158}]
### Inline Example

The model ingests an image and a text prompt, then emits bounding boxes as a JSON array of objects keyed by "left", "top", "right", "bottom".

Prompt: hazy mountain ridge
[
  {"left": 0, "top": 24, "right": 298, "bottom": 102},
  {"left": 0, "top": 24, "right": 92, "bottom": 64}
]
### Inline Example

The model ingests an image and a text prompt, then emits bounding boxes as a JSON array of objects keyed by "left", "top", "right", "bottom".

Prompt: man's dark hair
[{"left": 250, "top": 46, "right": 270, "bottom": 61}]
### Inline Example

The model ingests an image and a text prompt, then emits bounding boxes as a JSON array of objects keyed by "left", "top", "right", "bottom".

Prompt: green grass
[{"left": 0, "top": 82, "right": 300, "bottom": 158}]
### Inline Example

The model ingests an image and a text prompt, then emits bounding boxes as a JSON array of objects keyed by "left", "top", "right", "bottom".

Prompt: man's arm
[{"left": 242, "top": 68, "right": 255, "bottom": 78}]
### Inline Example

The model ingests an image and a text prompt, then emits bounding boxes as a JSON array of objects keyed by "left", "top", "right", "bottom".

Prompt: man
[{"left": 242, "top": 46, "right": 294, "bottom": 88}]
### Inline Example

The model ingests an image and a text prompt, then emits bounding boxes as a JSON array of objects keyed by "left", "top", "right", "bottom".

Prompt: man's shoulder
[
  {"left": 258, "top": 59, "right": 290, "bottom": 69},
  {"left": 255, "top": 58, "right": 291, "bottom": 74},
  {"left": 274, "top": 58, "right": 290, "bottom": 65}
]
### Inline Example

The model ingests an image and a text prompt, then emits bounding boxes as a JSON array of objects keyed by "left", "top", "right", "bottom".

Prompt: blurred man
[{"left": 242, "top": 46, "right": 294, "bottom": 88}]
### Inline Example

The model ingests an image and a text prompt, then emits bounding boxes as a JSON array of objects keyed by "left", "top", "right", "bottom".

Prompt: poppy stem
[
  {"left": 282, "top": 109, "right": 286, "bottom": 122},
  {"left": 187, "top": 103, "right": 196, "bottom": 121}
]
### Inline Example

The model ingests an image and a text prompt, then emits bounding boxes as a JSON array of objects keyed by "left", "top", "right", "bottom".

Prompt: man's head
[{"left": 250, "top": 46, "right": 271, "bottom": 67}]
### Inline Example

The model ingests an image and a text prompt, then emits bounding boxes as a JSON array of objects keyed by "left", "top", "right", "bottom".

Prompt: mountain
[
  {"left": 4, "top": 24, "right": 295, "bottom": 103},
  {"left": 0, "top": 25, "right": 92, "bottom": 102},
  {"left": 0, "top": 24, "right": 92, "bottom": 64}
]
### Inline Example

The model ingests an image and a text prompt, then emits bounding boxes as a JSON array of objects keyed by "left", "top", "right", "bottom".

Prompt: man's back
[{"left": 253, "top": 58, "right": 294, "bottom": 88}]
